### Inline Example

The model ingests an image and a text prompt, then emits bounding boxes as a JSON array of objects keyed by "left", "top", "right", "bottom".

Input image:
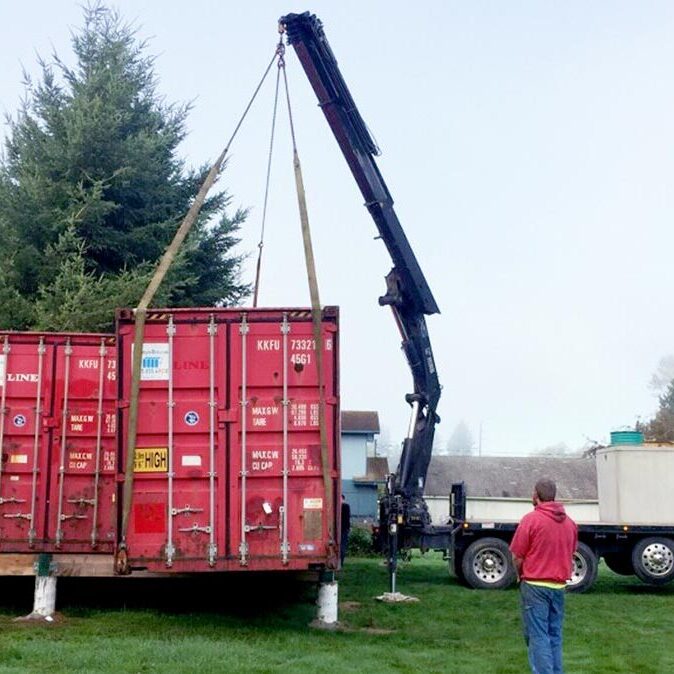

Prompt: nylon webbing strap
[
  {"left": 292, "top": 152, "right": 336, "bottom": 557},
  {"left": 116, "top": 47, "right": 280, "bottom": 573},
  {"left": 283, "top": 64, "right": 336, "bottom": 559}
]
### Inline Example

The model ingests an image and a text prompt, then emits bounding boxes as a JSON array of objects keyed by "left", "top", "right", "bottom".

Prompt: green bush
[{"left": 347, "top": 525, "right": 377, "bottom": 557}]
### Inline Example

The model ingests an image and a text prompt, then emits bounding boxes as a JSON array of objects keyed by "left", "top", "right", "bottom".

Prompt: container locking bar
[
  {"left": 55, "top": 339, "right": 73, "bottom": 548},
  {"left": 281, "top": 313, "right": 290, "bottom": 563},
  {"left": 68, "top": 498, "right": 96, "bottom": 507},
  {"left": 60, "top": 513, "right": 87, "bottom": 521},
  {"left": 90, "top": 338, "right": 107, "bottom": 548},
  {"left": 0, "top": 337, "right": 10, "bottom": 502},
  {"left": 4, "top": 512, "right": 32, "bottom": 520},
  {"left": 246, "top": 524, "right": 278, "bottom": 533},
  {"left": 28, "top": 338, "right": 46, "bottom": 547},
  {"left": 239, "top": 314, "right": 250, "bottom": 566},
  {"left": 207, "top": 314, "right": 218, "bottom": 566},
  {"left": 0, "top": 497, "right": 25, "bottom": 505},
  {"left": 165, "top": 315, "right": 177, "bottom": 567},
  {"left": 178, "top": 524, "right": 212, "bottom": 535},
  {"left": 171, "top": 505, "right": 204, "bottom": 516}
]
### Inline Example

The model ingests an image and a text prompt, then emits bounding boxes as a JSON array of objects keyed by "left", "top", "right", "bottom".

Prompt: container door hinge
[{"left": 239, "top": 541, "right": 249, "bottom": 566}]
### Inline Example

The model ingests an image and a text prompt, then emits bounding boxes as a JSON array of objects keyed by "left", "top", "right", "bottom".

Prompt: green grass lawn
[{"left": 0, "top": 555, "right": 672, "bottom": 673}]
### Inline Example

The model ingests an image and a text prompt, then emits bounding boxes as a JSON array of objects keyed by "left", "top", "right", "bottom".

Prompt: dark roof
[
  {"left": 353, "top": 456, "right": 390, "bottom": 484},
  {"left": 341, "top": 411, "right": 380, "bottom": 434},
  {"left": 425, "top": 456, "right": 597, "bottom": 499}
]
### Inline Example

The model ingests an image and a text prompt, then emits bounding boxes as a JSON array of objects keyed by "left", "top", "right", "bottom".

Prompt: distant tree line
[{"left": 637, "top": 379, "right": 674, "bottom": 443}]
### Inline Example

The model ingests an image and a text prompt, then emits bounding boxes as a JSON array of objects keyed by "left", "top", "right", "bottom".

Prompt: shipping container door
[
  {"left": 47, "top": 337, "right": 117, "bottom": 552},
  {"left": 0, "top": 335, "right": 54, "bottom": 550},
  {"left": 229, "top": 311, "right": 339, "bottom": 567},
  {"left": 123, "top": 314, "right": 225, "bottom": 568}
]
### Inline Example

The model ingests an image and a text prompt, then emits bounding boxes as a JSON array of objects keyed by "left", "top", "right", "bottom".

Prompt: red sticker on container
[{"left": 133, "top": 502, "right": 166, "bottom": 534}]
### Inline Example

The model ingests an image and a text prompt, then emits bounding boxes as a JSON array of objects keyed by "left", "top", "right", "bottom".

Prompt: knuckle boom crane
[{"left": 279, "top": 12, "right": 453, "bottom": 591}]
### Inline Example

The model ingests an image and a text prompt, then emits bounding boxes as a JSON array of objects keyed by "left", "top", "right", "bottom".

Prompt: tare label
[
  {"left": 290, "top": 402, "right": 320, "bottom": 428},
  {"left": 245, "top": 400, "right": 320, "bottom": 430},
  {"left": 69, "top": 412, "right": 116, "bottom": 435},
  {"left": 69, "top": 413, "right": 95, "bottom": 433},
  {"left": 247, "top": 402, "right": 281, "bottom": 429}
]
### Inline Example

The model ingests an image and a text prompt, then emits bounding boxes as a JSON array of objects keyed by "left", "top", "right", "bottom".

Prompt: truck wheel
[
  {"left": 632, "top": 537, "right": 674, "bottom": 586},
  {"left": 603, "top": 552, "right": 633, "bottom": 576},
  {"left": 566, "top": 542, "right": 598, "bottom": 593},
  {"left": 461, "top": 538, "right": 515, "bottom": 590}
]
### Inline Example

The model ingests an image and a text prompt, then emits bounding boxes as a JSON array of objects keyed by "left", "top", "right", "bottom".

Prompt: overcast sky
[{"left": 2, "top": 1, "right": 673, "bottom": 456}]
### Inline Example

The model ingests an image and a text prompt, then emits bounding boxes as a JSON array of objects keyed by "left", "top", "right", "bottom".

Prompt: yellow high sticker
[{"left": 134, "top": 447, "right": 168, "bottom": 473}]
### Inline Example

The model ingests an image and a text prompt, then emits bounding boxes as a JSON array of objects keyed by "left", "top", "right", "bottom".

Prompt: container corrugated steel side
[
  {"left": 117, "top": 307, "right": 340, "bottom": 573},
  {"left": 0, "top": 332, "right": 117, "bottom": 553}
]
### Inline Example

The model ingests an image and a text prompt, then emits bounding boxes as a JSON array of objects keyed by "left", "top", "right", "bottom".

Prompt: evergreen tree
[
  {"left": 446, "top": 420, "right": 475, "bottom": 456},
  {"left": 639, "top": 380, "right": 674, "bottom": 442},
  {"left": 0, "top": 3, "right": 249, "bottom": 331}
]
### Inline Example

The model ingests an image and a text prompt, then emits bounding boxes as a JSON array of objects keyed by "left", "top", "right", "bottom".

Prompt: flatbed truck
[{"left": 449, "top": 482, "right": 674, "bottom": 592}]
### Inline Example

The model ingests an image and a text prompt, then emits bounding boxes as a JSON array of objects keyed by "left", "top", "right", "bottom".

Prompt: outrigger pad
[{"left": 375, "top": 592, "right": 420, "bottom": 603}]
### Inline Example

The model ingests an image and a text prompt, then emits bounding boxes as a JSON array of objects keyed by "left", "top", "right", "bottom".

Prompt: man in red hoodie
[{"left": 510, "top": 478, "right": 578, "bottom": 674}]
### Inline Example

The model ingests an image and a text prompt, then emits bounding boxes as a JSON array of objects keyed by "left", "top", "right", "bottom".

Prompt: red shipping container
[
  {"left": 0, "top": 332, "right": 117, "bottom": 553},
  {"left": 117, "top": 307, "right": 340, "bottom": 573}
]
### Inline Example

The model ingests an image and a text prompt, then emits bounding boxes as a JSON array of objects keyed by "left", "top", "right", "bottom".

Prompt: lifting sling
[{"left": 117, "top": 34, "right": 336, "bottom": 570}]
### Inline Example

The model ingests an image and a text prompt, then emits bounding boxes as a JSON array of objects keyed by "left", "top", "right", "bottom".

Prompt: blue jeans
[{"left": 520, "top": 581, "right": 565, "bottom": 674}]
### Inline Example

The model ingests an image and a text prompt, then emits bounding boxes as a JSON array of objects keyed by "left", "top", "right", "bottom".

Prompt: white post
[
  {"left": 28, "top": 554, "right": 56, "bottom": 620},
  {"left": 33, "top": 576, "right": 57, "bottom": 618},
  {"left": 315, "top": 577, "right": 339, "bottom": 627}
]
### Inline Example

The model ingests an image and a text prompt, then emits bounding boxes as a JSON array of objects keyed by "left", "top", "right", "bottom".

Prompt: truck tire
[
  {"left": 632, "top": 537, "right": 674, "bottom": 586},
  {"left": 566, "top": 542, "right": 598, "bottom": 593},
  {"left": 461, "top": 538, "right": 516, "bottom": 590},
  {"left": 603, "top": 552, "right": 634, "bottom": 576}
]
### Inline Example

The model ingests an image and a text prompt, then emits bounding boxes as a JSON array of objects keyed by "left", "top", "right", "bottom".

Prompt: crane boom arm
[{"left": 279, "top": 12, "right": 441, "bottom": 506}]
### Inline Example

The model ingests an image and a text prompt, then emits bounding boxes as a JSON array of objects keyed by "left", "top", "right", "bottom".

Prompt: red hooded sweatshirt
[{"left": 510, "top": 501, "right": 578, "bottom": 585}]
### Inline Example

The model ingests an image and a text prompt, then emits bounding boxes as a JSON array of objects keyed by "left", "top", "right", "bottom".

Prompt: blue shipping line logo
[{"left": 142, "top": 356, "right": 161, "bottom": 369}]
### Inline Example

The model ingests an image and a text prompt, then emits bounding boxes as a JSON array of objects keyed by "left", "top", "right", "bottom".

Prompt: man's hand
[{"left": 512, "top": 555, "right": 523, "bottom": 582}]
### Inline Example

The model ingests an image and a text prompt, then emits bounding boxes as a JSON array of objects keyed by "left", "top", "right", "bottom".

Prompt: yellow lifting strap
[
  {"left": 281, "top": 58, "right": 337, "bottom": 560},
  {"left": 116, "top": 45, "right": 281, "bottom": 572}
]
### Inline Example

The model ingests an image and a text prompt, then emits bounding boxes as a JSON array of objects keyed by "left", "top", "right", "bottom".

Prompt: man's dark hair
[{"left": 535, "top": 478, "right": 556, "bottom": 502}]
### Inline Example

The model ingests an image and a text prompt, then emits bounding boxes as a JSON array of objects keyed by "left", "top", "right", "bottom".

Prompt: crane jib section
[{"left": 279, "top": 12, "right": 441, "bottom": 502}]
